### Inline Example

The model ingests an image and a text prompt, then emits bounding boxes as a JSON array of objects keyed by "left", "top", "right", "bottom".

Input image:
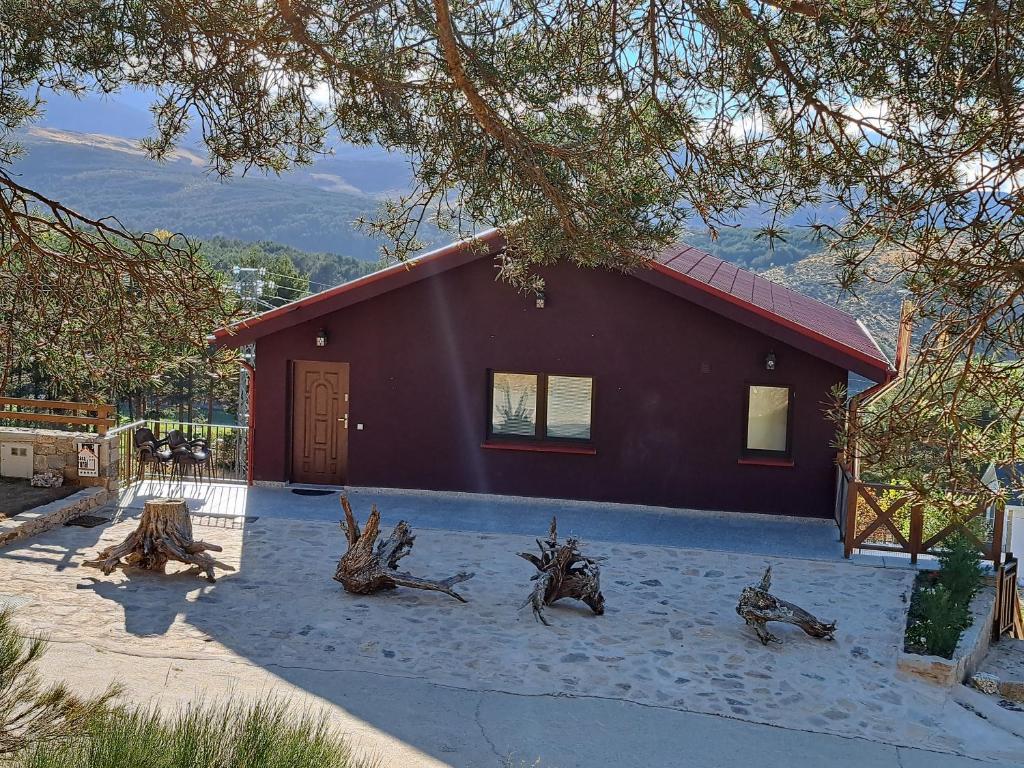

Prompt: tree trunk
[
  {"left": 519, "top": 517, "right": 605, "bottom": 626},
  {"left": 735, "top": 566, "right": 837, "bottom": 645},
  {"left": 85, "top": 498, "right": 231, "bottom": 582},
  {"left": 333, "top": 496, "right": 474, "bottom": 601}
]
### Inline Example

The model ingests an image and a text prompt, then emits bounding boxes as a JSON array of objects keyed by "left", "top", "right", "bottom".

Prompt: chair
[
  {"left": 167, "top": 429, "right": 212, "bottom": 483},
  {"left": 133, "top": 428, "right": 172, "bottom": 481}
]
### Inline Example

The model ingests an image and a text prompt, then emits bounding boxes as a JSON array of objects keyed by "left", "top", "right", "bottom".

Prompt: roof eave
[
  {"left": 639, "top": 262, "right": 894, "bottom": 382},
  {"left": 211, "top": 228, "right": 507, "bottom": 348}
]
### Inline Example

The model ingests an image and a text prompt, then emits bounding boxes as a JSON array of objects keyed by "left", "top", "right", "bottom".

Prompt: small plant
[
  {"left": 494, "top": 379, "right": 535, "bottom": 434},
  {"left": 904, "top": 530, "right": 986, "bottom": 658},
  {"left": 936, "top": 531, "right": 985, "bottom": 607},
  {"left": 908, "top": 582, "right": 969, "bottom": 658}
]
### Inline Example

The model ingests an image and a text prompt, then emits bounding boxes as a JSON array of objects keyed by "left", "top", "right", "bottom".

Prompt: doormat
[
  {"left": 64, "top": 515, "right": 109, "bottom": 528},
  {"left": 291, "top": 489, "right": 335, "bottom": 497}
]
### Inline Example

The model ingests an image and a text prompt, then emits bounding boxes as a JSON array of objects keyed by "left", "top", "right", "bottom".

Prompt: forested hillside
[
  {"left": 761, "top": 252, "right": 906, "bottom": 355},
  {"left": 198, "top": 237, "right": 375, "bottom": 299},
  {"left": 14, "top": 128, "right": 423, "bottom": 257},
  {"left": 683, "top": 228, "right": 823, "bottom": 271}
]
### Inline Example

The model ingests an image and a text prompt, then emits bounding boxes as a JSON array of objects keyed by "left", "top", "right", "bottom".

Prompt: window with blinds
[
  {"left": 488, "top": 371, "right": 594, "bottom": 443},
  {"left": 745, "top": 385, "right": 791, "bottom": 455},
  {"left": 490, "top": 373, "right": 538, "bottom": 437},
  {"left": 546, "top": 376, "right": 593, "bottom": 439}
]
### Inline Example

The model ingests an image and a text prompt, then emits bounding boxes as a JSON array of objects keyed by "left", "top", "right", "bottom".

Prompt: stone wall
[
  {"left": 0, "top": 487, "right": 109, "bottom": 547},
  {"left": 0, "top": 427, "right": 119, "bottom": 492}
]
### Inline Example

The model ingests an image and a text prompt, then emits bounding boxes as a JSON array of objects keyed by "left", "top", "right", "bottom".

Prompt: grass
[
  {"left": 0, "top": 608, "right": 372, "bottom": 768},
  {"left": 13, "top": 701, "right": 375, "bottom": 768}
]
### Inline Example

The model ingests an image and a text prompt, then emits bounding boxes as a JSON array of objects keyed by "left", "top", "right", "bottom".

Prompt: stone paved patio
[
  {"left": 1, "top": 506, "right": 1022, "bottom": 765},
  {"left": 120, "top": 480, "right": 845, "bottom": 559}
]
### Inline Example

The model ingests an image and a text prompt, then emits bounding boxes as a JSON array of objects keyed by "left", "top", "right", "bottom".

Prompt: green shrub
[
  {"left": 936, "top": 531, "right": 985, "bottom": 607},
  {"left": 905, "top": 532, "right": 986, "bottom": 658},
  {"left": 907, "top": 582, "right": 971, "bottom": 658}
]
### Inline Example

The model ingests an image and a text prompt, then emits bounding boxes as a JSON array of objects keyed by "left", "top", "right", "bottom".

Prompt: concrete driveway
[{"left": 119, "top": 481, "right": 844, "bottom": 560}]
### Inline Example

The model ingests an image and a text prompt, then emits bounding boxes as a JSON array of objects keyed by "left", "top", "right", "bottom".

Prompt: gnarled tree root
[
  {"left": 519, "top": 516, "right": 605, "bottom": 626},
  {"left": 333, "top": 496, "right": 473, "bottom": 601},
  {"left": 736, "top": 565, "right": 836, "bottom": 645},
  {"left": 84, "top": 498, "right": 232, "bottom": 582}
]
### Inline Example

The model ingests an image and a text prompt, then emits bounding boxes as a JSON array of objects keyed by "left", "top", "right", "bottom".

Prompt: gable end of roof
[{"left": 211, "top": 229, "right": 893, "bottom": 382}]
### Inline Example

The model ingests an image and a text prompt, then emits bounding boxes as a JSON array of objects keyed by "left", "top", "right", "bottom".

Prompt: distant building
[
  {"left": 984, "top": 462, "right": 1024, "bottom": 558},
  {"left": 212, "top": 229, "right": 893, "bottom": 517}
]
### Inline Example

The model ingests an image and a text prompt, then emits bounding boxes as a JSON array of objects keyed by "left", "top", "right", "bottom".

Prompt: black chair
[
  {"left": 167, "top": 429, "right": 212, "bottom": 483},
  {"left": 133, "top": 428, "right": 172, "bottom": 481}
]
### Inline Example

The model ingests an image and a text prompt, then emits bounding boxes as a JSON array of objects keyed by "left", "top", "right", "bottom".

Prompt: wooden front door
[{"left": 291, "top": 360, "right": 349, "bottom": 485}]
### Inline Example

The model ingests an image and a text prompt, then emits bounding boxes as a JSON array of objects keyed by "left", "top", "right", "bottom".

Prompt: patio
[
  {"left": 119, "top": 480, "right": 845, "bottom": 560},
  {"left": 1, "top": 484, "right": 1022, "bottom": 765}
]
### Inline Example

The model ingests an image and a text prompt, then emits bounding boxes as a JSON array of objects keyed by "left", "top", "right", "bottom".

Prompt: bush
[
  {"left": 907, "top": 582, "right": 970, "bottom": 658},
  {"left": 936, "top": 531, "right": 985, "bottom": 607},
  {"left": 0, "top": 609, "right": 118, "bottom": 756},
  {"left": 904, "top": 532, "right": 986, "bottom": 658}
]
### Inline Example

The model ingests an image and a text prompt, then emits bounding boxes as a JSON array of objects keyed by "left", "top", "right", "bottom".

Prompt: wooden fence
[
  {"left": 0, "top": 397, "right": 115, "bottom": 435},
  {"left": 843, "top": 479, "right": 1005, "bottom": 567}
]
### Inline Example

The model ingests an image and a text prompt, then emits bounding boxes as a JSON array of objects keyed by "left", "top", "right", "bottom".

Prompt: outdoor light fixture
[
  {"left": 765, "top": 352, "right": 777, "bottom": 371},
  {"left": 316, "top": 329, "right": 329, "bottom": 347},
  {"left": 535, "top": 290, "right": 546, "bottom": 309}
]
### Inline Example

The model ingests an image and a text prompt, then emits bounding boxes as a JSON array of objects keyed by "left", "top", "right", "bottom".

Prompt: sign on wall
[{"left": 77, "top": 442, "right": 99, "bottom": 477}]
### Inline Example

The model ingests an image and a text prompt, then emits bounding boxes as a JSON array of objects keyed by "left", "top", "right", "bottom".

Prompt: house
[
  {"left": 984, "top": 462, "right": 1024, "bottom": 558},
  {"left": 211, "top": 228, "right": 893, "bottom": 517}
]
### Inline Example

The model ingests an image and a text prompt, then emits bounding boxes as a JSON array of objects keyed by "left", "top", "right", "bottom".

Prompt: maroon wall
[{"left": 252, "top": 258, "right": 847, "bottom": 517}]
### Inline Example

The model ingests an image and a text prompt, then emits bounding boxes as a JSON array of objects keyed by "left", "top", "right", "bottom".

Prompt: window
[
  {"left": 745, "top": 385, "right": 791, "bottom": 455},
  {"left": 546, "top": 376, "right": 593, "bottom": 439},
  {"left": 490, "top": 373, "right": 538, "bottom": 437},
  {"left": 488, "top": 371, "right": 593, "bottom": 442}
]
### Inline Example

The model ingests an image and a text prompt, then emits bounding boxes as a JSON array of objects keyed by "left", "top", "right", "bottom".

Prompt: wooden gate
[{"left": 994, "top": 553, "right": 1023, "bottom": 641}]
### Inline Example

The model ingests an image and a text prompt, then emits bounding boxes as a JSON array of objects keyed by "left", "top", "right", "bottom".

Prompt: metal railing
[{"left": 115, "top": 419, "right": 248, "bottom": 486}]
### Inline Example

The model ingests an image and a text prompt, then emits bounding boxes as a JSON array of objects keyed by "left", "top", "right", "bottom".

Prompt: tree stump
[
  {"left": 736, "top": 565, "right": 837, "bottom": 645},
  {"left": 518, "top": 516, "right": 605, "bottom": 626},
  {"left": 84, "top": 498, "right": 230, "bottom": 582},
  {"left": 333, "top": 496, "right": 474, "bottom": 601}
]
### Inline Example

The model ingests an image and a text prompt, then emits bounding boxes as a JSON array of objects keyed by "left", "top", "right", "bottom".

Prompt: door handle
[{"left": 338, "top": 414, "right": 348, "bottom": 428}]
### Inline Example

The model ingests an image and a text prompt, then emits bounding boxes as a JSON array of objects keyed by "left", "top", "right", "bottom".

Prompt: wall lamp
[
  {"left": 316, "top": 329, "right": 329, "bottom": 347},
  {"left": 535, "top": 290, "right": 546, "bottom": 309},
  {"left": 765, "top": 351, "right": 777, "bottom": 371}
]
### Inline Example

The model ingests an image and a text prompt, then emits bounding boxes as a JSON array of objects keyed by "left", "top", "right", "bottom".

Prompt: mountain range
[
  {"left": 11, "top": 88, "right": 905, "bottom": 354},
  {"left": 14, "top": 126, "right": 418, "bottom": 259}
]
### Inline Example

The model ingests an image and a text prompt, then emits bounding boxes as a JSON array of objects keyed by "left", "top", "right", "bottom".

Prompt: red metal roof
[
  {"left": 648, "top": 244, "right": 892, "bottom": 380},
  {"left": 212, "top": 229, "right": 893, "bottom": 382}
]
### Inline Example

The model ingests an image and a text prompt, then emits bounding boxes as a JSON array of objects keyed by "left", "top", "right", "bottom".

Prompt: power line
[{"left": 259, "top": 270, "right": 335, "bottom": 290}]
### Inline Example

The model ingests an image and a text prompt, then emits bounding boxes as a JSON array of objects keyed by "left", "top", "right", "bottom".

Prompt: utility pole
[{"left": 230, "top": 266, "right": 274, "bottom": 435}]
